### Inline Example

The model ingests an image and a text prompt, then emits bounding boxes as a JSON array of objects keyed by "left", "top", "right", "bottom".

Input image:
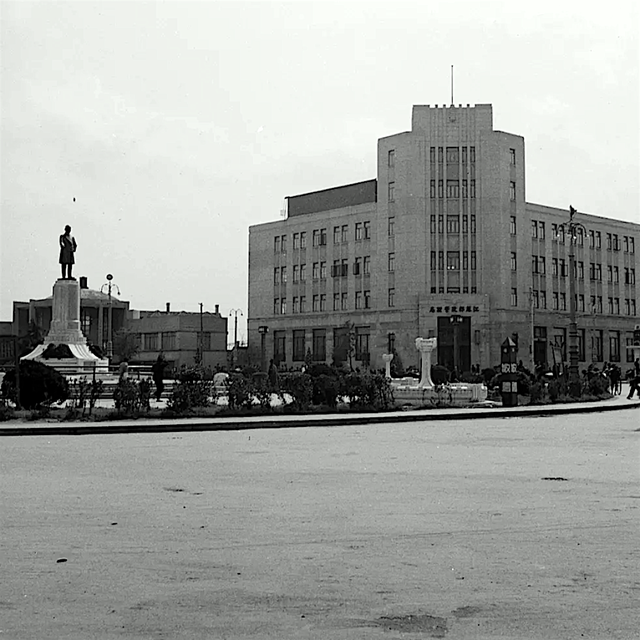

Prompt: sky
[{"left": 1, "top": 0, "right": 638, "bottom": 343}]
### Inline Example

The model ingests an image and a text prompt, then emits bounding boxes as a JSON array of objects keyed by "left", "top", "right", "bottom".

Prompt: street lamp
[
  {"left": 558, "top": 205, "right": 587, "bottom": 384},
  {"left": 258, "top": 325, "right": 269, "bottom": 372},
  {"left": 229, "top": 309, "right": 243, "bottom": 369},
  {"left": 101, "top": 274, "right": 120, "bottom": 360}
]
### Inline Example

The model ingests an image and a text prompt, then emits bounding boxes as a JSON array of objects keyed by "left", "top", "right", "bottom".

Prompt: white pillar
[
  {"left": 382, "top": 353, "right": 394, "bottom": 379},
  {"left": 415, "top": 337, "right": 438, "bottom": 389}
]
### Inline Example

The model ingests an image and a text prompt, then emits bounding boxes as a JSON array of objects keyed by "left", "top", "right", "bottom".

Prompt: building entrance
[{"left": 437, "top": 316, "right": 471, "bottom": 373}]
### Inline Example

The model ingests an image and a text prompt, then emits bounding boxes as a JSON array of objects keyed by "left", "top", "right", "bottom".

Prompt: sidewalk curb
[{"left": 1, "top": 399, "right": 638, "bottom": 437}]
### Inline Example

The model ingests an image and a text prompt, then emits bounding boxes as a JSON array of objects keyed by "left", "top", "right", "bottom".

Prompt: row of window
[
  {"left": 531, "top": 220, "right": 636, "bottom": 252},
  {"left": 537, "top": 327, "right": 637, "bottom": 363},
  {"left": 429, "top": 214, "right": 476, "bottom": 234},
  {"left": 531, "top": 292, "right": 637, "bottom": 315},
  {"left": 429, "top": 146, "right": 477, "bottom": 164},
  {"left": 274, "top": 257, "right": 375, "bottom": 284},
  {"left": 430, "top": 251, "right": 477, "bottom": 271},
  {"left": 530, "top": 257, "right": 636, "bottom": 284},
  {"left": 139, "top": 332, "right": 212, "bottom": 351},
  {"left": 274, "top": 291, "right": 372, "bottom": 315},
  {"left": 429, "top": 180, "right": 477, "bottom": 199},
  {"left": 274, "top": 327, "right": 372, "bottom": 363}
]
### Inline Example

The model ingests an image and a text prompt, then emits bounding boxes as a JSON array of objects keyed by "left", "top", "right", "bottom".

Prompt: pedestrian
[
  {"left": 118, "top": 359, "right": 129, "bottom": 383},
  {"left": 609, "top": 364, "right": 621, "bottom": 395},
  {"left": 628, "top": 359, "right": 640, "bottom": 400},
  {"left": 152, "top": 354, "right": 167, "bottom": 401},
  {"left": 268, "top": 358, "right": 279, "bottom": 391}
]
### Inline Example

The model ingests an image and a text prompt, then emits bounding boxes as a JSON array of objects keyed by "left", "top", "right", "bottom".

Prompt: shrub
[
  {"left": 41, "top": 343, "right": 74, "bottom": 359},
  {"left": 226, "top": 374, "right": 254, "bottom": 410},
  {"left": 390, "top": 348, "right": 405, "bottom": 378},
  {"left": 587, "top": 374, "right": 610, "bottom": 398},
  {"left": 529, "top": 380, "right": 548, "bottom": 404},
  {"left": 1, "top": 360, "right": 69, "bottom": 409},
  {"left": 114, "top": 379, "right": 143, "bottom": 414},
  {"left": 280, "top": 373, "right": 313, "bottom": 410},
  {"left": 167, "top": 369, "right": 213, "bottom": 413},
  {"left": 251, "top": 372, "right": 272, "bottom": 410},
  {"left": 431, "top": 365, "right": 449, "bottom": 385}
]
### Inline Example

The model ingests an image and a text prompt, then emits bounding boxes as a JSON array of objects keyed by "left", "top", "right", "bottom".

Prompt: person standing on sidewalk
[
  {"left": 627, "top": 359, "right": 640, "bottom": 399},
  {"left": 152, "top": 354, "right": 168, "bottom": 402}
]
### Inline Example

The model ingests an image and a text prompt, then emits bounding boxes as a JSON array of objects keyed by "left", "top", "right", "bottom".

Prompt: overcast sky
[{"left": 1, "top": 0, "right": 638, "bottom": 341}]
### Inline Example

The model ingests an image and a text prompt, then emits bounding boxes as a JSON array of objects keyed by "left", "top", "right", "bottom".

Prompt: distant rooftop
[{"left": 286, "top": 179, "right": 377, "bottom": 217}]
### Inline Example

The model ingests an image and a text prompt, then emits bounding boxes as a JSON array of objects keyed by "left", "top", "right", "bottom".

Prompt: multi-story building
[{"left": 249, "top": 103, "right": 639, "bottom": 372}]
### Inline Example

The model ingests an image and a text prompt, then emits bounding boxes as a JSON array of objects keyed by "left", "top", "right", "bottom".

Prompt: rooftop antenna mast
[{"left": 450, "top": 65, "right": 454, "bottom": 106}]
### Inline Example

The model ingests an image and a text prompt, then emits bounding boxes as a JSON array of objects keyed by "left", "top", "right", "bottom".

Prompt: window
[
  {"left": 627, "top": 337, "right": 636, "bottom": 362},
  {"left": 576, "top": 227, "right": 583, "bottom": 245},
  {"left": 606, "top": 233, "right": 612, "bottom": 250},
  {"left": 511, "top": 288, "right": 518, "bottom": 306},
  {"left": 578, "top": 294, "right": 584, "bottom": 312},
  {"left": 613, "top": 234, "right": 619, "bottom": 251},
  {"left": 312, "top": 329, "right": 326, "bottom": 361},
  {"left": 430, "top": 147, "right": 436, "bottom": 163},
  {"left": 552, "top": 258, "right": 558, "bottom": 276},
  {"left": 388, "top": 149, "right": 395, "bottom": 167},
  {"left": 552, "top": 223, "right": 558, "bottom": 240},
  {"left": 623, "top": 236, "right": 629, "bottom": 252},
  {"left": 281, "top": 235, "right": 287, "bottom": 252},
  {"left": 447, "top": 252, "right": 460, "bottom": 271},
  {"left": 363, "top": 256, "right": 371, "bottom": 275},
  {"left": 274, "top": 236, "right": 280, "bottom": 253},
  {"left": 438, "top": 147, "right": 444, "bottom": 163},
  {"left": 462, "top": 251, "right": 468, "bottom": 270},
  {"left": 511, "top": 252, "right": 517, "bottom": 271},
  {"left": 469, "top": 146, "right": 476, "bottom": 162},
  {"left": 388, "top": 216, "right": 395, "bottom": 237},
  {"left": 312, "top": 262, "right": 319, "bottom": 280},
  {"left": 333, "top": 292, "right": 340, "bottom": 311},
  {"left": 539, "top": 221, "right": 545, "bottom": 240},
  {"left": 333, "top": 226, "right": 340, "bottom": 244},
  {"left": 293, "top": 330, "right": 305, "bottom": 361},
  {"left": 540, "top": 291, "right": 547, "bottom": 309},
  {"left": 312, "top": 295, "right": 319, "bottom": 312},
  {"left": 462, "top": 180, "right": 468, "bottom": 198},
  {"left": 631, "top": 269, "right": 636, "bottom": 285},
  {"left": 469, "top": 180, "right": 476, "bottom": 198},
  {"left": 608, "top": 297, "right": 614, "bottom": 314},
  {"left": 300, "top": 231, "right": 307, "bottom": 248},
  {"left": 462, "top": 215, "right": 468, "bottom": 233},
  {"left": 273, "top": 298, "right": 279, "bottom": 315},
  {"left": 509, "top": 148, "right": 516, "bottom": 165},
  {"left": 614, "top": 266, "right": 619, "bottom": 283},
  {"left": 607, "top": 265, "right": 613, "bottom": 282},
  {"left": 430, "top": 180, "right": 436, "bottom": 198},
  {"left": 341, "top": 225, "right": 348, "bottom": 243},
  {"left": 160, "top": 332, "right": 175, "bottom": 350},
  {"left": 446, "top": 180, "right": 460, "bottom": 198},
  {"left": 552, "top": 292, "right": 559, "bottom": 310},
  {"left": 341, "top": 258, "right": 348, "bottom": 276},
  {"left": 300, "top": 296, "right": 306, "bottom": 312},
  {"left": 363, "top": 221, "right": 371, "bottom": 239},
  {"left": 559, "top": 259, "right": 567, "bottom": 277},
  {"left": 438, "top": 251, "right": 444, "bottom": 270},
  {"left": 280, "top": 298, "right": 287, "bottom": 314},
  {"left": 578, "top": 261, "right": 584, "bottom": 279},
  {"left": 630, "top": 237, "right": 635, "bottom": 254},
  {"left": 470, "top": 251, "right": 477, "bottom": 270},
  {"left": 292, "top": 265, "right": 299, "bottom": 283},
  {"left": 430, "top": 251, "right": 437, "bottom": 270},
  {"left": 595, "top": 231, "right": 601, "bottom": 249},
  {"left": 388, "top": 252, "right": 395, "bottom": 271},
  {"left": 539, "top": 256, "right": 546, "bottom": 274},
  {"left": 446, "top": 146, "right": 459, "bottom": 163},
  {"left": 319, "top": 294, "right": 326, "bottom": 312},
  {"left": 447, "top": 215, "right": 460, "bottom": 233},
  {"left": 558, "top": 226, "right": 565, "bottom": 244},
  {"left": 312, "top": 230, "right": 320, "bottom": 246},
  {"left": 592, "top": 330, "right": 603, "bottom": 361},
  {"left": 430, "top": 215, "right": 437, "bottom": 233},
  {"left": 438, "top": 215, "right": 444, "bottom": 234},
  {"left": 438, "top": 180, "right": 444, "bottom": 198},
  {"left": 614, "top": 298, "right": 620, "bottom": 315},
  {"left": 388, "top": 288, "right": 395, "bottom": 307},
  {"left": 532, "top": 220, "right": 538, "bottom": 238},
  {"left": 588, "top": 230, "right": 595, "bottom": 248},
  {"left": 624, "top": 267, "right": 630, "bottom": 284},
  {"left": 364, "top": 290, "right": 371, "bottom": 309},
  {"left": 388, "top": 182, "right": 395, "bottom": 202},
  {"left": 597, "top": 296, "right": 603, "bottom": 313},
  {"left": 355, "top": 222, "right": 362, "bottom": 241},
  {"left": 273, "top": 268, "right": 280, "bottom": 285},
  {"left": 293, "top": 296, "right": 299, "bottom": 313},
  {"left": 510, "top": 216, "right": 517, "bottom": 235},
  {"left": 281, "top": 266, "right": 287, "bottom": 283},
  {"left": 341, "top": 292, "right": 348, "bottom": 310},
  {"left": 320, "top": 261, "right": 326, "bottom": 279},
  {"left": 560, "top": 293, "right": 566, "bottom": 311},
  {"left": 293, "top": 233, "right": 299, "bottom": 250},
  {"left": 300, "top": 264, "right": 306, "bottom": 281},
  {"left": 355, "top": 291, "right": 362, "bottom": 309},
  {"left": 532, "top": 289, "right": 539, "bottom": 308},
  {"left": 273, "top": 330, "right": 286, "bottom": 363},
  {"left": 509, "top": 181, "right": 516, "bottom": 201},
  {"left": 353, "top": 257, "right": 362, "bottom": 276},
  {"left": 470, "top": 215, "right": 476, "bottom": 233},
  {"left": 355, "top": 327, "right": 370, "bottom": 361}
]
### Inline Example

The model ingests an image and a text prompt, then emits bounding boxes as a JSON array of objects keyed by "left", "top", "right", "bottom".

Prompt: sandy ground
[{"left": 1, "top": 413, "right": 639, "bottom": 639}]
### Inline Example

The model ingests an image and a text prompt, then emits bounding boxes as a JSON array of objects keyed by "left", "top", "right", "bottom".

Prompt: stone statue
[{"left": 59, "top": 225, "right": 77, "bottom": 280}]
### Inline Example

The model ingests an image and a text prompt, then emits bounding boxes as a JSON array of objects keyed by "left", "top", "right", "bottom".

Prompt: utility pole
[
  {"left": 529, "top": 287, "right": 535, "bottom": 371},
  {"left": 101, "top": 274, "right": 120, "bottom": 361},
  {"left": 229, "top": 309, "right": 243, "bottom": 369},
  {"left": 197, "top": 302, "right": 204, "bottom": 368}
]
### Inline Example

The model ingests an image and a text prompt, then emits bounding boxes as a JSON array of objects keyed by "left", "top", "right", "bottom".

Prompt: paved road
[{"left": 2, "top": 412, "right": 638, "bottom": 639}]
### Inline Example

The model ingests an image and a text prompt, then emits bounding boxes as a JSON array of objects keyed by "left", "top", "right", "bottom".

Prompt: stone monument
[{"left": 22, "top": 228, "right": 108, "bottom": 374}]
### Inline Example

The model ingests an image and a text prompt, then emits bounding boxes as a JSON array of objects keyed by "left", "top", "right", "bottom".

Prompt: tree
[
  {"left": 113, "top": 328, "right": 139, "bottom": 362},
  {"left": 18, "top": 321, "right": 44, "bottom": 357}
]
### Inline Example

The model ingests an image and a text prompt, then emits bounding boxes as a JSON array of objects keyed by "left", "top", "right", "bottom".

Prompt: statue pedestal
[
  {"left": 22, "top": 279, "right": 108, "bottom": 373},
  {"left": 415, "top": 337, "right": 437, "bottom": 389},
  {"left": 382, "top": 353, "right": 394, "bottom": 379}
]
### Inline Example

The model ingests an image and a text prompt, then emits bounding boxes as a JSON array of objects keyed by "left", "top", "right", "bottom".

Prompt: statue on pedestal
[{"left": 59, "top": 225, "right": 77, "bottom": 280}]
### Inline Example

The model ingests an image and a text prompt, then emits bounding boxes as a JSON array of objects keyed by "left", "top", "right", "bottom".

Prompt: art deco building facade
[{"left": 248, "top": 104, "right": 639, "bottom": 372}]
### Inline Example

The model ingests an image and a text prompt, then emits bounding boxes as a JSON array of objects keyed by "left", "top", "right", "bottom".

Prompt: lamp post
[
  {"left": 558, "top": 206, "right": 586, "bottom": 384},
  {"left": 258, "top": 325, "right": 269, "bottom": 372},
  {"left": 100, "top": 274, "right": 120, "bottom": 360},
  {"left": 229, "top": 309, "right": 243, "bottom": 369}
]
